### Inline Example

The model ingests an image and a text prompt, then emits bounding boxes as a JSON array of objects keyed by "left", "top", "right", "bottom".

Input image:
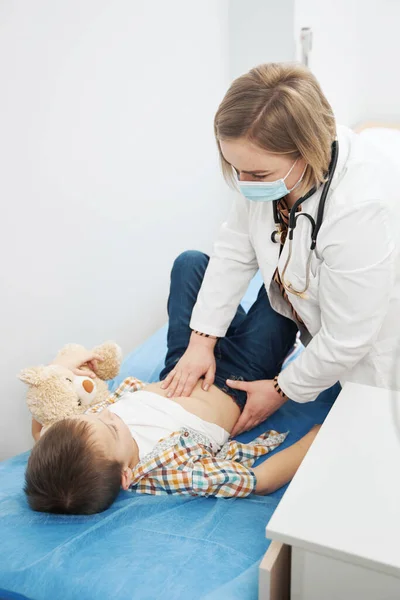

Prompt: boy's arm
[
  {"left": 32, "top": 418, "right": 43, "bottom": 442},
  {"left": 253, "top": 425, "right": 320, "bottom": 494},
  {"left": 132, "top": 426, "right": 320, "bottom": 498}
]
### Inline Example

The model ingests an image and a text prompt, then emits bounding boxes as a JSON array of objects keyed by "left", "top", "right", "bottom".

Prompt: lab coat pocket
[
  {"left": 368, "top": 337, "right": 400, "bottom": 390},
  {"left": 278, "top": 231, "right": 321, "bottom": 300},
  {"left": 284, "top": 264, "right": 320, "bottom": 305},
  {"left": 283, "top": 264, "right": 321, "bottom": 338}
]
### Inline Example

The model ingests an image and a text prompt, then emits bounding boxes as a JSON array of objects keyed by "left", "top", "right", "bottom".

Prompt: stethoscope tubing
[{"left": 273, "top": 140, "right": 339, "bottom": 297}]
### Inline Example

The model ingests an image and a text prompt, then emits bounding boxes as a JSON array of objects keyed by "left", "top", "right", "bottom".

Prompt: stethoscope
[{"left": 271, "top": 140, "right": 339, "bottom": 298}]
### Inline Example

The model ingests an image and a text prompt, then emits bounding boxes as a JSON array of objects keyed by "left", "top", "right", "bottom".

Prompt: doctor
[{"left": 162, "top": 62, "right": 400, "bottom": 435}]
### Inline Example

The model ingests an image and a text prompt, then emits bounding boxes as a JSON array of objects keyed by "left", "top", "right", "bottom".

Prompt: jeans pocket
[{"left": 229, "top": 374, "right": 244, "bottom": 382}]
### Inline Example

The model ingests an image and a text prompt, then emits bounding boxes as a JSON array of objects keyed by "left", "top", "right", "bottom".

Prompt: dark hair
[{"left": 25, "top": 419, "right": 123, "bottom": 515}]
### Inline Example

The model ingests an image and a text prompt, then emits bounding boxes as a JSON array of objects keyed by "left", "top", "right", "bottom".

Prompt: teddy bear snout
[{"left": 82, "top": 379, "right": 94, "bottom": 393}]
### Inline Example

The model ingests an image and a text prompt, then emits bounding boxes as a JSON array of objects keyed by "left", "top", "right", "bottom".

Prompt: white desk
[{"left": 261, "top": 382, "right": 400, "bottom": 600}]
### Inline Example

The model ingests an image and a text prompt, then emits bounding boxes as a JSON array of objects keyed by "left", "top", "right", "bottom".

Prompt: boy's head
[{"left": 25, "top": 410, "right": 137, "bottom": 515}]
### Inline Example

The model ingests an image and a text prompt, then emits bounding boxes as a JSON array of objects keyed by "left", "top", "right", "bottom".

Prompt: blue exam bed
[{"left": 0, "top": 275, "right": 337, "bottom": 600}]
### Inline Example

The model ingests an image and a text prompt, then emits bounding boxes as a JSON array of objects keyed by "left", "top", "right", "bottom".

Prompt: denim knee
[{"left": 172, "top": 250, "right": 209, "bottom": 273}]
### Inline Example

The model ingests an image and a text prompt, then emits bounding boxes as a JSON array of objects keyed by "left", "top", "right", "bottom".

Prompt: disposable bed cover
[{"left": 0, "top": 274, "right": 337, "bottom": 600}]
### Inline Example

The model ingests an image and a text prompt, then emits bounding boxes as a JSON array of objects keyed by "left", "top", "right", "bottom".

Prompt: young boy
[{"left": 25, "top": 252, "right": 319, "bottom": 515}]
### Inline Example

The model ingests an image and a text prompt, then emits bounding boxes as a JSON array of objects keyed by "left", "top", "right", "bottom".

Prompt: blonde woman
[{"left": 162, "top": 63, "right": 400, "bottom": 435}]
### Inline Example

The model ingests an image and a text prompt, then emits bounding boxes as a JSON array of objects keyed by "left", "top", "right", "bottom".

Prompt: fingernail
[
  {"left": 203, "top": 384, "right": 209, "bottom": 391},
  {"left": 167, "top": 392, "right": 172, "bottom": 398},
  {"left": 160, "top": 384, "right": 165, "bottom": 389},
  {"left": 226, "top": 379, "right": 232, "bottom": 384}
]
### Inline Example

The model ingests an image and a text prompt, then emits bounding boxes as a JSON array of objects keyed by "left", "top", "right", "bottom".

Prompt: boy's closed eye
[{"left": 106, "top": 423, "right": 118, "bottom": 439}]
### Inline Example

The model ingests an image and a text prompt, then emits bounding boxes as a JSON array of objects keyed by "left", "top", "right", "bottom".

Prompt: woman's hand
[
  {"left": 228, "top": 379, "right": 287, "bottom": 437},
  {"left": 52, "top": 350, "right": 103, "bottom": 378},
  {"left": 161, "top": 333, "right": 217, "bottom": 398}
]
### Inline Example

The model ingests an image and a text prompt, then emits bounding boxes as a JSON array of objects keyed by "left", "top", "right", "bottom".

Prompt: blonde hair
[{"left": 214, "top": 63, "right": 336, "bottom": 196}]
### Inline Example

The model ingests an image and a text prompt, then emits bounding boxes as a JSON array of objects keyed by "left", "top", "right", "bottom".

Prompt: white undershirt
[{"left": 108, "top": 389, "right": 229, "bottom": 459}]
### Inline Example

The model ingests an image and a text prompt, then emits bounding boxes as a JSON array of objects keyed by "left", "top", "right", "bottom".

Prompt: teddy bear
[{"left": 19, "top": 342, "right": 122, "bottom": 431}]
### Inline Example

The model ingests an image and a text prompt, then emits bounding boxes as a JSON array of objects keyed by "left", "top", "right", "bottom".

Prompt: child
[{"left": 25, "top": 252, "right": 320, "bottom": 514}]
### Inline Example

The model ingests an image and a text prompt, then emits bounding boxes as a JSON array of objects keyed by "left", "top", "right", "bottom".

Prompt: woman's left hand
[{"left": 227, "top": 379, "right": 287, "bottom": 437}]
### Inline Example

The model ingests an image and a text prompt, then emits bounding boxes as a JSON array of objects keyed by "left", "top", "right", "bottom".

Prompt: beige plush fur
[{"left": 19, "top": 342, "right": 122, "bottom": 429}]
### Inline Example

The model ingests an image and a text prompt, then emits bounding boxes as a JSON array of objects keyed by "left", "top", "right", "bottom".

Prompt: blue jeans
[{"left": 159, "top": 251, "right": 298, "bottom": 409}]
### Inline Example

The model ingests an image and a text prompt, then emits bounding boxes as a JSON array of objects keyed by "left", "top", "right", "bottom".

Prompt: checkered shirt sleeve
[
  {"left": 130, "top": 429, "right": 288, "bottom": 498},
  {"left": 133, "top": 452, "right": 256, "bottom": 498},
  {"left": 216, "top": 430, "right": 288, "bottom": 467}
]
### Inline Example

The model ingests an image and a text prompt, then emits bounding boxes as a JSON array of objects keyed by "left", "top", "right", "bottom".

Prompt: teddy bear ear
[{"left": 18, "top": 366, "right": 45, "bottom": 386}]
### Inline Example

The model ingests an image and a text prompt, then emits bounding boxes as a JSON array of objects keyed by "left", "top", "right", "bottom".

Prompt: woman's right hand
[{"left": 161, "top": 333, "right": 217, "bottom": 398}]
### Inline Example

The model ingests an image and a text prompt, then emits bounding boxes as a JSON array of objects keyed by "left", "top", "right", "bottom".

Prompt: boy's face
[{"left": 75, "top": 409, "right": 138, "bottom": 488}]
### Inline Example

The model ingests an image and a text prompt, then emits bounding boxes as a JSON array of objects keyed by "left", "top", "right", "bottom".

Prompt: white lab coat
[{"left": 190, "top": 126, "right": 400, "bottom": 402}]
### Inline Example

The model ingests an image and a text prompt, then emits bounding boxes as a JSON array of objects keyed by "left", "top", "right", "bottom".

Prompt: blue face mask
[{"left": 237, "top": 160, "right": 305, "bottom": 202}]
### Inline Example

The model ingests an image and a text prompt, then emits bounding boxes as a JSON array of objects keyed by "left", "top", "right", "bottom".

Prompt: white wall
[
  {"left": 294, "top": 0, "right": 400, "bottom": 126},
  {"left": 358, "top": 1, "right": 400, "bottom": 122},
  {"left": 0, "top": 0, "right": 231, "bottom": 460},
  {"left": 229, "top": 0, "right": 295, "bottom": 80},
  {"left": 5, "top": 0, "right": 398, "bottom": 462}
]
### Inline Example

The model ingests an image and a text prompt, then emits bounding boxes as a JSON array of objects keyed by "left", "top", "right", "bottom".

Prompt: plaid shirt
[{"left": 86, "top": 378, "right": 287, "bottom": 498}]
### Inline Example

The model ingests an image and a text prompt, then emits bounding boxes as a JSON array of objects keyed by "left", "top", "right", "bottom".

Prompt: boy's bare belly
[{"left": 145, "top": 381, "right": 241, "bottom": 434}]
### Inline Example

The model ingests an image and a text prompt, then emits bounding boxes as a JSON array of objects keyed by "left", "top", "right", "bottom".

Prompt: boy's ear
[{"left": 121, "top": 468, "right": 133, "bottom": 491}]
